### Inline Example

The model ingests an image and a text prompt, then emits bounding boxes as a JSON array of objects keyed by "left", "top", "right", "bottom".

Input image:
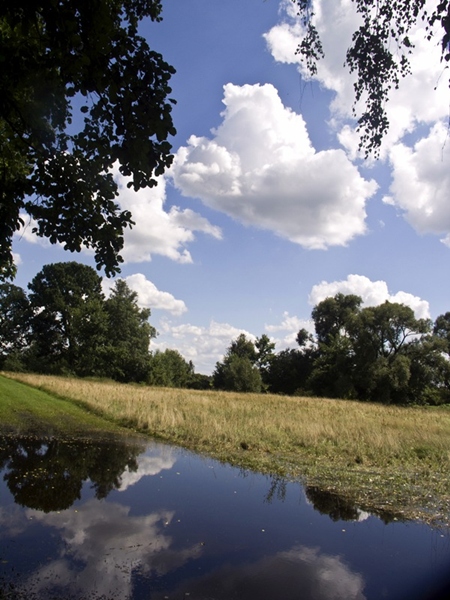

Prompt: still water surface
[{"left": 0, "top": 435, "right": 449, "bottom": 600}]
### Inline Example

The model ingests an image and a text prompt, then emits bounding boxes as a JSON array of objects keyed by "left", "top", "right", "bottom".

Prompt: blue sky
[{"left": 12, "top": 0, "right": 450, "bottom": 374}]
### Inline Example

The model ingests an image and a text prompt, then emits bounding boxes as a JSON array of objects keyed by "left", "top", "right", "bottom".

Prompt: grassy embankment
[
  {"left": 0, "top": 374, "right": 136, "bottom": 440},
  {"left": 2, "top": 371, "right": 450, "bottom": 526}
]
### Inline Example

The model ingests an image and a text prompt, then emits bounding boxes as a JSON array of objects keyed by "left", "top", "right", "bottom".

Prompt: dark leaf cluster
[{"left": 1, "top": 0, "right": 176, "bottom": 279}]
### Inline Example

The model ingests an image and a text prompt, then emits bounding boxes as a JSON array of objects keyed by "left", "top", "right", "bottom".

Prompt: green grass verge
[{"left": 0, "top": 375, "right": 132, "bottom": 439}]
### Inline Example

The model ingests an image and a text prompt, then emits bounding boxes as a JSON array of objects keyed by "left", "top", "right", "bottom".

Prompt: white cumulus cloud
[
  {"left": 102, "top": 273, "right": 187, "bottom": 316},
  {"left": 309, "top": 274, "right": 430, "bottom": 319},
  {"left": 265, "top": 311, "right": 314, "bottom": 346},
  {"left": 153, "top": 319, "right": 256, "bottom": 375},
  {"left": 15, "top": 214, "right": 52, "bottom": 247},
  {"left": 13, "top": 168, "right": 222, "bottom": 268},
  {"left": 173, "top": 83, "right": 377, "bottom": 249},
  {"left": 384, "top": 122, "right": 450, "bottom": 243},
  {"left": 265, "top": 0, "right": 448, "bottom": 158},
  {"left": 113, "top": 166, "right": 222, "bottom": 265}
]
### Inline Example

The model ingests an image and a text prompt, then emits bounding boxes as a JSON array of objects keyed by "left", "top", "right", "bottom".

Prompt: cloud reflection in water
[
  {"left": 23, "top": 500, "right": 202, "bottom": 599},
  {"left": 165, "top": 544, "right": 366, "bottom": 600}
]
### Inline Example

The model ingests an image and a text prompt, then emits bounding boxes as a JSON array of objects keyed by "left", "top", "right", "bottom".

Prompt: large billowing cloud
[
  {"left": 265, "top": 1, "right": 450, "bottom": 247},
  {"left": 383, "top": 122, "right": 450, "bottom": 244},
  {"left": 102, "top": 273, "right": 187, "bottom": 316},
  {"left": 265, "top": 0, "right": 448, "bottom": 158},
  {"left": 114, "top": 168, "right": 222, "bottom": 264},
  {"left": 309, "top": 274, "right": 430, "bottom": 319},
  {"left": 173, "top": 83, "right": 377, "bottom": 249}
]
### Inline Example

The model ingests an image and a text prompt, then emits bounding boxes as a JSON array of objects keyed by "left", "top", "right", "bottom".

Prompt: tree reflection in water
[
  {"left": 305, "top": 486, "right": 401, "bottom": 524},
  {"left": 0, "top": 435, "right": 145, "bottom": 512},
  {"left": 263, "top": 475, "right": 401, "bottom": 524}
]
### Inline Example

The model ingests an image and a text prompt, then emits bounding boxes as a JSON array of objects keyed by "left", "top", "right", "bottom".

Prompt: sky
[{"left": 11, "top": 0, "right": 450, "bottom": 374}]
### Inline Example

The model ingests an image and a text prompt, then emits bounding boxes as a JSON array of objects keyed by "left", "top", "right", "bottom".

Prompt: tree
[
  {"left": 295, "top": 0, "right": 450, "bottom": 156},
  {"left": 27, "top": 261, "right": 107, "bottom": 375},
  {"left": 402, "top": 334, "right": 450, "bottom": 405},
  {"left": 308, "top": 295, "right": 439, "bottom": 403},
  {"left": 265, "top": 348, "right": 310, "bottom": 395},
  {"left": 187, "top": 372, "right": 213, "bottom": 390},
  {"left": 311, "top": 293, "right": 362, "bottom": 345},
  {"left": 308, "top": 333, "right": 357, "bottom": 399},
  {"left": 255, "top": 333, "right": 275, "bottom": 371},
  {"left": 0, "top": 282, "right": 32, "bottom": 369},
  {"left": 148, "top": 348, "right": 194, "bottom": 388},
  {"left": 262, "top": 329, "right": 316, "bottom": 395},
  {"left": 213, "top": 334, "right": 262, "bottom": 393},
  {"left": 9, "top": 263, "right": 157, "bottom": 380},
  {"left": 0, "top": 0, "right": 176, "bottom": 279},
  {"left": 348, "top": 302, "right": 431, "bottom": 403},
  {"left": 103, "top": 279, "right": 156, "bottom": 382},
  {"left": 213, "top": 353, "right": 262, "bottom": 393},
  {"left": 434, "top": 312, "right": 450, "bottom": 346},
  {"left": 425, "top": 313, "right": 450, "bottom": 403},
  {"left": 228, "top": 333, "right": 258, "bottom": 362},
  {"left": 350, "top": 301, "right": 430, "bottom": 358}
]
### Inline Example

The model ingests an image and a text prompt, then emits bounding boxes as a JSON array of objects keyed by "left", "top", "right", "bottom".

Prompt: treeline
[
  {"left": 2, "top": 261, "right": 450, "bottom": 404},
  {"left": 0, "top": 261, "right": 205, "bottom": 388},
  {"left": 213, "top": 293, "right": 450, "bottom": 405}
]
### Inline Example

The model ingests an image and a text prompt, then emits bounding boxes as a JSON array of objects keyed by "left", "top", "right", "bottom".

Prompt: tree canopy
[
  {"left": 213, "top": 334, "right": 262, "bottom": 393},
  {"left": 1, "top": 261, "right": 158, "bottom": 380},
  {"left": 308, "top": 295, "right": 447, "bottom": 404},
  {"left": 103, "top": 279, "right": 157, "bottom": 382},
  {"left": 0, "top": 282, "right": 32, "bottom": 367},
  {"left": 148, "top": 348, "right": 194, "bottom": 388},
  {"left": 27, "top": 261, "right": 109, "bottom": 375},
  {"left": 0, "top": 0, "right": 176, "bottom": 279},
  {"left": 295, "top": 0, "right": 450, "bottom": 156}
]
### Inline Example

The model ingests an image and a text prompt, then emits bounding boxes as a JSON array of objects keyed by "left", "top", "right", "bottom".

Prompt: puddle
[{"left": 1, "top": 434, "right": 449, "bottom": 599}]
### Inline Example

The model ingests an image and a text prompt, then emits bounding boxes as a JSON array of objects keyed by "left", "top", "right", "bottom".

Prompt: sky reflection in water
[{"left": 0, "top": 435, "right": 449, "bottom": 600}]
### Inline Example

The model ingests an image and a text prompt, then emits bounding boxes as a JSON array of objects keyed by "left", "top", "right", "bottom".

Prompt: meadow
[{"left": 2, "top": 371, "right": 450, "bottom": 526}]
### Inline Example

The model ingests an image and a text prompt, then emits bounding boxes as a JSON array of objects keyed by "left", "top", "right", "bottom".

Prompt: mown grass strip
[
  {"left": 0, "top": 374, "right": 132, "bottom": 439},
  {"left": 2, "top": 372, "right": 450, "bottom": 526}
]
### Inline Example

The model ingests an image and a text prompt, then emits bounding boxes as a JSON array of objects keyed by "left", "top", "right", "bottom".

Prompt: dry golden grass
[
  {"left": 6, "top": 372, "right": 449, "bottom": 464},
  {"left": 4, "top": 372, "right": 450, "bottom": 525}
]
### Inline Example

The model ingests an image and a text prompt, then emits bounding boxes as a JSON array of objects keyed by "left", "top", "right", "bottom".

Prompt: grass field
[{"left": 2, "top": 371, "right": 450, "bottom": 526}]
